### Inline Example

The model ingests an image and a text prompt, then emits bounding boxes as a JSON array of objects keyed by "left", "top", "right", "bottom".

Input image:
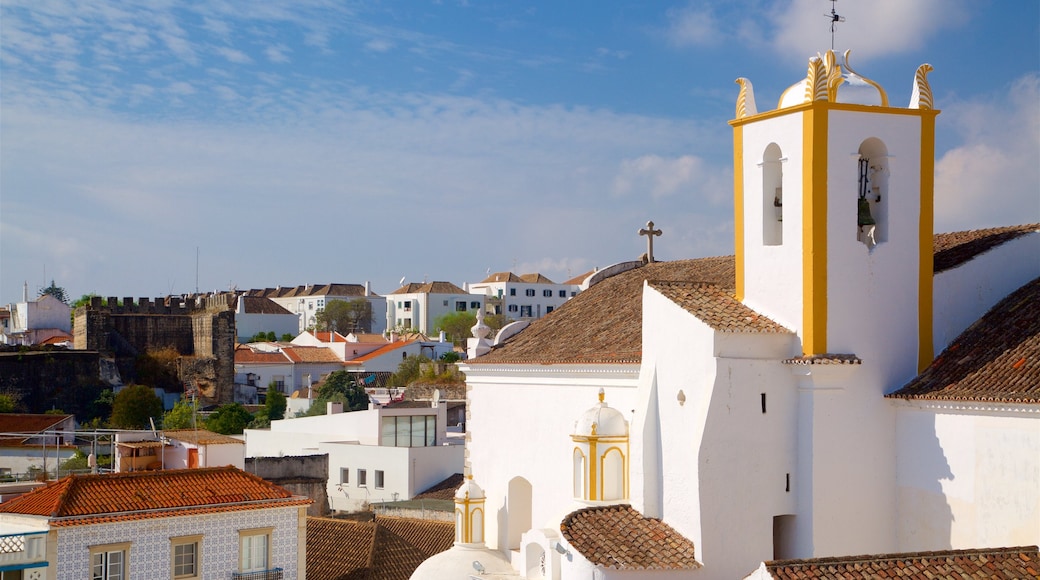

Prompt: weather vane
[{"left": 825, "top": 0, "right": 845, "bottom": 50}]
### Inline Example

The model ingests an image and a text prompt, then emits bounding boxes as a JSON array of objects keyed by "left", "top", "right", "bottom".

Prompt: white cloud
[
  {"left": 168, "top": 81, "right": 195, "bottom": 96},
  {"left": 264, "top": 44, "right": 291, "bottom": 64},
  {"left": 934, "top": 73, "right": 1040, "bottom": 231},
  {"left": 613, "top": 155, "right": 728, "bottom": 203},
  {"left": 365, "top": 38, "right": 395, "bottom": 53},
  {"left": 767, "top": 0, "right": 969, "bottom": 63},
  {"left": 215, "top": 46, "right": 252, "bottom": 64},
  {"left": 665, "top": 5, "right": 723, "bottom": 47}
]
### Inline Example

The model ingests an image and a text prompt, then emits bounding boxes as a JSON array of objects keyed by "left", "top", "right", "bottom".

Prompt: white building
[
  {"left": 387, "top": 281, "right": 485, "bottom": 334},
  {"left": 468, "top": 272, "right": 583, "bottom": 321},
  {"left": 0, "top": 466, "right": 309, "bottom": 579},
  {"left": 0, "top": 414, "right": 78, "bottom": 480},
  {"left": 232, "top": 294, "right": 300, "bottom": 342},
  {"left": 2, "top": 283, "right": 71, "bottom": 346},
  {"left": 248, "top": 283, "right": 388, "bottom": 335},
  {"left": 245, "top": 402, "right": 464, "bottom": 513},
  {"left": 421, "top": 50, "right": 1040, "bottom": 579},
  {"left": 113, "top": 429, "right": 246, "bottom": 473}
]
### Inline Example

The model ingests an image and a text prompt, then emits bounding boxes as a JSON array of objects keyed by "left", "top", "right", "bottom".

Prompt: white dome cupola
[{"left": 571, "top": 388, "right": 629, "bottom": 505}]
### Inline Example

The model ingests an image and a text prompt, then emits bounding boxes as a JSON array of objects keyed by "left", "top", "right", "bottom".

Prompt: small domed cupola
[
  {"left": 571, "top": 388, "right": 629, "bottom": 505},
  {"left": 454, "top": 474, "right": 486, "bottom": 546}
]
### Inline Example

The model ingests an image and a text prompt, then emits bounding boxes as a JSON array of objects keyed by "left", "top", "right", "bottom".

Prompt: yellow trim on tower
[
  {"left": 734, "top": 124, "right": 745, "bottom": 301},
  {"left": 802, "top": 102, "right": 829, "bottom": 355},
  {"left": 918, "top": 110, "right": 940, "bottom": 371}
]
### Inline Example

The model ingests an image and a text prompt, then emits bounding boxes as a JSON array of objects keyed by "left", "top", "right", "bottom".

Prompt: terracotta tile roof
[
  {"left": 390, "top": 282, "right": 468, "bottom": 295},
  {"left": 233, "top": 295, "right": 294, "bottom": 315},
  {"left": 469, "top": 257, "right": 734, "bottom": 365},
  {"left": 648, "top": 281, "right": 790, "bottom": 333},
  {"left": 38, "top": 332, "right": 73, "bottom": 345},
  {"left": 289, "top": 346, "right": 345, "bottom": 364},
  {"left": 0, "top": 413, "right": 74, "bottom": 435},
  {"left": 306, "top": 516, "right": 453, "bottom": 580},
  {"left": 519, "top": 273, "right": 556, "bottom": 284},
  {"left": 479, "top": 272, "right": 522, "bottom": 283},
  {"left": 761, "top": 545, "right": 1039, "bottom": 579},
  {"left": 783, "top": 354, "right": 862, "bottom": 365},
  {"left": 250, "top": 283, "right": 376, "bottom": 298},
  {"left": 933, "top": 223, "right": 1038, "bottom": 274},
  {"left": 564, "top": 270, "right": 596, "bottom": 285},
  {"left": 889, "top": 277, "right": 1040, "bottom": 403},
  {"left": 163, "top": 429, "right": 244, "bottom": 445},
  {"left": 234, "top": 343, "right": 292, "bottom": 364},
  {"left": 0, "top": 466, "right": 309, "bottom": 526},
  {"left": 346, "top": 341, "right": 415, "bottom": 364},
  {"left": 560, "top": 504, "right": 700, "bottom": 570},
  {"left": 413, "top": 473, "right": 464, "bottom": 501}
]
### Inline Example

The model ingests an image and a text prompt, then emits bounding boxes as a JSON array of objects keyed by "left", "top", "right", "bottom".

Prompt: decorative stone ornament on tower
[
  {"left": 467, "top": 308, "right": 492, "bottom": 359},
  {"left": 571, "top": 388, "right": 630, "bottom": 505},
  {"left": 454, "top": 475, "right": 486, "bottom": 546}
]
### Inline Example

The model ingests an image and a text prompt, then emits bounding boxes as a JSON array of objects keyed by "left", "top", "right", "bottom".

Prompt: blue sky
[{"left": 2, "top": 0, "right": 1037, "bottom": 305}]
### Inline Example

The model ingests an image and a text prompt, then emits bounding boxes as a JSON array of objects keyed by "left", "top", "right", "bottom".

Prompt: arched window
[
  {"left": 601, "top": 447, "right": 626, "bottom": 501},
  {"left": 761, "top": 143, "right": 784, "bottom": 246},
  {"left": 856, "top": 138, "right": 889, "bottom": 248}
]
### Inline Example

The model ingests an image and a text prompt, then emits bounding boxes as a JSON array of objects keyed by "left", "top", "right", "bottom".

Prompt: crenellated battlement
[{"left": 83, "top": 293, "right": 234, "bottom": 315}]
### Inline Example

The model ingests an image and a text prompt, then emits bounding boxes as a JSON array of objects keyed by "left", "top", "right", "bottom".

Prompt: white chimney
[
  {"left": 439, "top": 330, "right": 446, "bottom": 343},
  {"left": 327, "top": 401, "right": 343, "bottom": 415},
  {"left": 365, "top": 281, "right": 371, "bottom": 296}
]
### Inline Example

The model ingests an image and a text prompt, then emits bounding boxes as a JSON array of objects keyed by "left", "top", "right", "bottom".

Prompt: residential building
[
  {"left": 113, "top": 429, "right": 245, "bottom": 473},
  {"left": 0, "top": 466, "right": 310, "bottom": 579},
  {"left": 467, "top": 272, "right": 580, "bottom": 321},
  {"left": 245, "top": 402, "right": 463, "bottom": 513},
  {"left": 387, "top": 281, "right": 484, "bottom": 334},
  {"left": 0, "top": 414, "right": 78, "bottom": 481},
  {"left": 247, "top": 283, "right": 387, "bottom": 335},
  {"left": 232, "top": 294, "right": 300, "bottom": 342},
  {"left": 2, "top": 283, "right": 71, "bottom": 346},
  {"left": 424, "top": 50, "right": 1040, "bottom": 579}
]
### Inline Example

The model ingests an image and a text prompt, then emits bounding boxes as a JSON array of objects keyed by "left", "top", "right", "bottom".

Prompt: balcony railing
[
  {"left": 231, "top": 568, "right": 283, "bottom": 580},
  {"left": 0, "top": 530, "right": 48, "bottom": 569}
]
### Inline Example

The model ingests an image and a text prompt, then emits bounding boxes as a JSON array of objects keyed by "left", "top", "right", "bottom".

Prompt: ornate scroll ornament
[
  {"left": 824, "top": 50, "right": 843, "bottom": 102},
  {"left": 804, "top": 56, "right": 829, "bottom": 103},
  {"left": 842, "top": 49, "right": 889, "bottom": 106},
  {"left": 909, "top": 63, "right": 935, "bottom": 110},
  {"left": 735, "top": 77, "right": 757, "bottom": 118}
]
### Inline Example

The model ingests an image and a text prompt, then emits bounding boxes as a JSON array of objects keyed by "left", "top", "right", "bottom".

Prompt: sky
[{"left": 2, "top": 0, "right": 1038, "bottom": 305}]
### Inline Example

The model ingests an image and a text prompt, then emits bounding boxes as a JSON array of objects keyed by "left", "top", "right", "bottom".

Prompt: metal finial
[{"left": 825, "top": 0, "right": 845, "bottom": 50}]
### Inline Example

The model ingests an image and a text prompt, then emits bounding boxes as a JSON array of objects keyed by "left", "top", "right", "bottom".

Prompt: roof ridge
[{"left": 769, "top": 545, "right": 1039, "bottom": 567}]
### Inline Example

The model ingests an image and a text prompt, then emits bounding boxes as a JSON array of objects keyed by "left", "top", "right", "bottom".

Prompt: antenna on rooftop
[{"left": 825, "top": 0, "right": 845, "bottom": 50}]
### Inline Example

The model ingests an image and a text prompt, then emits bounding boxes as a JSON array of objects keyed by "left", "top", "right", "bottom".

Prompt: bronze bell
[{"left": 857, "top": 197, "right": 876, "bottom": 227}]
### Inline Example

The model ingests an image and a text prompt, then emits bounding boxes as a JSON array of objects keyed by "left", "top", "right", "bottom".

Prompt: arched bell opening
[
  {"left": 761, "top": 143, "right": 785, "bottom": 246},
  {"left": 856, "top": 137, "right": 890, "bottom": 248}
]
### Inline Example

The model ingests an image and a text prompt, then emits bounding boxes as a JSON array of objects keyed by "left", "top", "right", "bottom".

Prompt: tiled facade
[{"left": 56, "top": 506, "right": 302, "bottom": 578}]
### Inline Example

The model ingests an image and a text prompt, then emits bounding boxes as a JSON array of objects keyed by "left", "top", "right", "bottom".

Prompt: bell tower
[{"left": 731, "top": 51, "right": 939, "bottom": 374}]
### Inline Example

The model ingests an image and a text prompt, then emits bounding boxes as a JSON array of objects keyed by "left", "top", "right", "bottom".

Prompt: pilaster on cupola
[
  {"left": 571, "top": 388, "right": 630, "bottom": 505},
  {"left": 454, "top": 475, "right": 487, "bottom": 546},
  {"left": 730, "top": 49, "right": 938, "bottom": 371}
]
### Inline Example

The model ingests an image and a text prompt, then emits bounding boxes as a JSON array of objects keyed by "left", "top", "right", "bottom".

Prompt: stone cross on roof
[{"left": 639, "top": 220, "right": 663, "bottom": 263}]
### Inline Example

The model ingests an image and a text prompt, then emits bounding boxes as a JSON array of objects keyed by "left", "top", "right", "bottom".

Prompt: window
[
  {"left": 546, "top": 306, "right": 554, "bottom": 314},
  {"left": 358, "top": 469, "right": 367, "bottom": 486},
  {"left": 443, "top": 300, "right": 449, "bottom": 306},
  {"left": 91, "top": 542, "right": 130, "bottom": 580},
  {"left": 570, "top": 292, "right": 577, "bottom": 297},
  {"left": 509, "top": 288, "right": 516, "bottom": 296},
  {"left": 559, "top": 290, "right": 566, "bottom": 297},
  {"left": 239, "top": 529, "right": 271, "bottom": 573},
  {"left": 308, "top": 301, "right": 314, "bottom": 310},
  {"left": 340, "top": 468, "right": 349, "bottom": 484},
  {"left": 543, "top": 289, "right": 552, "bottom": 297},
  {"left": 507, "top": 304, "right": 518, "bottom": 313},
  {"left": 525, "top": 289, "right": 535, "bottom": 297},
  {"left": 497, "top": 289, "right": 503, "bottom": 298},
  {"left": 172, "top": 536, "right": 201, "bottom": 579},
  {"left": 380, "top": 415, "right": 437, "bottom": 447},
  {"left": 375, "top": 470, "right": 385, "bottom": 489},
  {"left": 397, "top": 301, "right": 402, "bottom": 308},
  {"left": 520, "top": 305, "right": 532, "bottom": 317},
  {"left": 470, "top": 301, "right": 480, "bottom": 309},
  {"left": 403, "top": 300, "right": 412, "bottom": 312},
  {"left": 456, "top": 301, "right": 467, "bottom": 311}
]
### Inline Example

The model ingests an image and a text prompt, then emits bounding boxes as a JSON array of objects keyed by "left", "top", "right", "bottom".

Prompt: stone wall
[
  {"left": 0, "top": 349, "right": 107, "bottom": 415},
  {"left": 246, "top": 454, "right": 330, "bottom": 517},
  {"left": 73, "top": 294, "right": 236, "bottom": 404}
]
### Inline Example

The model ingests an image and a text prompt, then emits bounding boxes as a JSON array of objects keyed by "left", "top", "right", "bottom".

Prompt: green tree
[
  {"left": 72, "top": 293, "right": 101, "bottom": 309},
  {"left": 434, "top": 311, "right": 477, "bottom": 346},
  {"left": 281, "top": 333, "right": 294, "bottom": 342},
  {"left": 440, "top": 351, "right": 462, "bottom": 363},
  {"left": 317, "top": 371, "right": 369, "bottom": 411},
  {"left": 0, "top": 393, "right": 16, "bottom": 413},
  {"left": 265, "top": 386, "right": 287, "bottom": 421},
  {"left": 205, "top": 403, "right": 253, "bottom": 435},
  {"left": 162, "top": 398, "right": 199, "bottom": 430},
  {"left": 249, "top": 332, "right": 269, "bottom": 343},
  {"left": 387, "top": 355, "right": 431, "bottom": 388},
  {"left": 315, "top": 299, "right": 373, "bottom": 334},
  {"left": 38, "top": 280, "right": 69, "bottom": 304},
  {"left": 109, "top": 384, "right": 164, "bottom": 429}
]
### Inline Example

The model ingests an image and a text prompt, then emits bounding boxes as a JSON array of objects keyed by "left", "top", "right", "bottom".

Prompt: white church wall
[
  {"left": 894, "top": 402, "right": 1040, "bottom": 552},
  {"left": 462, "top": 363, "right": 640, "bottom": 552},
  {"left": 739, "top": 111, "right": 805, "bottom": 334},
  {"left": 640, "top": 287, "right": 799, "bottom": 579},
  {"left": 933, "top": 232, "right": 1039, "bottom": 356}
]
